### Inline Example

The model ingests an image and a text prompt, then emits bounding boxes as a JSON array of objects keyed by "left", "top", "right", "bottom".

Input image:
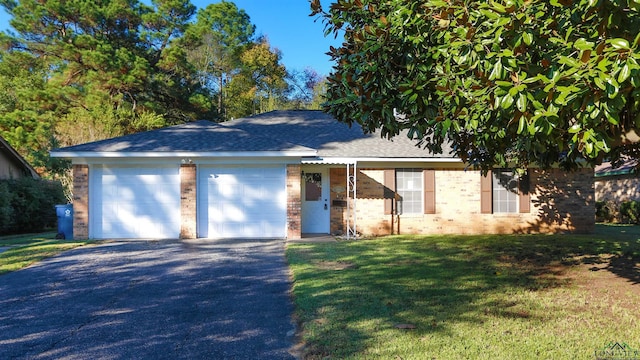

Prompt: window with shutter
[
  {"left": 384, "top": 168, "right": 436, "bottom": 215},
  {"left": 481, "top": 169, "right": 530, "bottom": 214}
]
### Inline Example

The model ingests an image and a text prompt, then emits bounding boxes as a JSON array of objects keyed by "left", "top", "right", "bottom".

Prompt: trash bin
[{"left": 55, "top": 204, "right": 73, "bottom": 240}]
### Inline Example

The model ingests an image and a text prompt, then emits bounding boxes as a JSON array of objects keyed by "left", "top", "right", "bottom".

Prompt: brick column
[
  {"left": 330, "top": 167, "right": 347, "bottom": 235},
  {"left": 180, "top": 164, "right": 197, "bottom": 239},
  {"left": 286, "top": 164, "right": 302, "bottom": 240},
  {"left": 72, "top": 164, "right": 89, "bottom": 240}
]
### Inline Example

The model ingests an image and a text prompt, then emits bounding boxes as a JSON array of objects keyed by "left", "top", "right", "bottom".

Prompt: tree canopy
[
  {"left": 186, "top": 1, "right": 256, "bottom": 117},
  {"left": 312, "top": 0, "right": 640, "bottom": 171},
  {"left": 0, "top": 0, "right": 325, "bottom": 174}
]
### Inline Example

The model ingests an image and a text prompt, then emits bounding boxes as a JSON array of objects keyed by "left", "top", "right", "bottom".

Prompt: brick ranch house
[{"left": 51, "top": 110, "right": 594, "bottom": 240}]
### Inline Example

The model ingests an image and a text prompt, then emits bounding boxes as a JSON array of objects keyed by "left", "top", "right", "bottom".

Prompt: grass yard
[
  {"left": 0, "top": 232, "right": 91, "bottom": 275},
  {"left": 287, "top": 224, "right": 640, "bottom": 359}
]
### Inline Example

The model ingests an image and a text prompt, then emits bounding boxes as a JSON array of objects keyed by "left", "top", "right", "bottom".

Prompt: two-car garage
[{"left": 89, "top": 165, "right": 287, "bottom": 239}]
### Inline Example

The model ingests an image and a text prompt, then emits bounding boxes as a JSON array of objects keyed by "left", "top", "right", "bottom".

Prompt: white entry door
[
  {"left": 198, "top": 166, "right": 286, "bottom": 238},
  {"left": 301, "top": 167, "right": 330, "bottom": 234}
]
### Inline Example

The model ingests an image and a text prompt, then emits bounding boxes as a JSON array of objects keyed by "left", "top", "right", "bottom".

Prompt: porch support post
[
  {"left": 346, "top": 162, "right": 358, "bottom": 239},
  {"left": 352, "top": 161, "right": 357, "bottom": 238},
  {"left": 346, "top": 163, "right": 350, "bottom": 239}
]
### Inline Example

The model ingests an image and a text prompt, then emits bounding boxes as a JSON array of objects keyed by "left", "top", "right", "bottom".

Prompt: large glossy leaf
[{"left": 318, "top": 0, "right": 640, "bottom": 171}]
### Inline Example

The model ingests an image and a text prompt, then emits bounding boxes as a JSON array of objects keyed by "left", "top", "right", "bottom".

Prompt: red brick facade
[
  {"left": 72, "top": 164, "right": 89, "bottom": 240},
  {"left": 180, "top": 164, "right": 197, "bottom": 239},
  {"left": 328, "top": 167, "right": 594, "bottom": 236},
  {"left": 286, "top": 164, "right": 302, "bottom": 239},
  {"left": 595, "top": 173, "right": 640, "bottom": 203},
  {"left": 70, "top": 162, "right": 593, "bottom": 240}
]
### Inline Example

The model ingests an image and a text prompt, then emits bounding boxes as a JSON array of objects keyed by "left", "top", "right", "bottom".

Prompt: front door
[{"left": 301, "top": 167, "right": 330, "bottom": 234}]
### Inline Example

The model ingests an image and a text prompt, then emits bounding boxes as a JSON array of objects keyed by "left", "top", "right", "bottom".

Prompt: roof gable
[{"left": 0, "top": 136, "right": 39, "bottom": 179}]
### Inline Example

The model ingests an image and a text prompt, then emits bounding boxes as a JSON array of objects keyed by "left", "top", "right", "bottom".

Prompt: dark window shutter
[
  {"left": 519, "top": 171, "right": 531, "bottom": 213},
  {"left": 384, "top": 169, "right": 396, "bottom": 215},
  {"left": 481, "top": 170, "right": 492, "bottom": 214},
  {"left": 424, "top": 170, "right": 436, "bottom": 214}
]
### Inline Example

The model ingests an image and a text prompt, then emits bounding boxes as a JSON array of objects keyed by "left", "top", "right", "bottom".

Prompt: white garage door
[
  {"left": 90, "top": 166, "right": 181, "bottom": 239},
  {"left": 198, "top": 166, "right": 286, "bottom": 238}
]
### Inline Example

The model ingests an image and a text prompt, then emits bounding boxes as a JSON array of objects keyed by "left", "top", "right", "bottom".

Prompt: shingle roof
[
  {"left": 223, "top": 110, "right": 455, "bottom": 158},
  {"left": 52, "top": 120, "right": 314, "bottom": 153},
  {"left": 52, "top": 110, "right": 456, "bottom": 159},
  {"left": 595, "top": 158, "right": 638, "bottom": 177}
]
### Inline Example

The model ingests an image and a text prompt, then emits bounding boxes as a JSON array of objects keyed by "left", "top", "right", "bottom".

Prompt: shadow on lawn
[
  {"left": 288, "top": 224, "right": 640, "bottom": 359},
  {"left": 594, "top": 225, "right": 640, "bottom": 285},
  {"left": 607, "top": 254, "right": 640, "bottom": 284},
  {"left": 290, "top": 241, "right": 544, "bottom": 358},
  {"left": 478, "top": 225, "right": 640, "bottom": 289}
]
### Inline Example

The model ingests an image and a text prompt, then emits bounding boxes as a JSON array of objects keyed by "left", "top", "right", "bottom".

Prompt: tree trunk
[{"left": 218, "top": 73, "right": 223, "bottom": 117}]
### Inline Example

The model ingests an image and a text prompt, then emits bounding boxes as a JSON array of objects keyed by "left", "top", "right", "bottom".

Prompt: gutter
[{"left": 302, "top": 157, "right": 462, "bottom": 164}]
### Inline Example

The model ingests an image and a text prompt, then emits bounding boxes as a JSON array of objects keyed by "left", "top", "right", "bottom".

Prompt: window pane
[
  {"left": 304, "top": 173, "right": 322, "bottom": 201},
  {"left": 492, "top": 170, "right": 518, "bottom": 213},
  {"left": 396, "top": 169, "right": 423, "bottom": 214}
]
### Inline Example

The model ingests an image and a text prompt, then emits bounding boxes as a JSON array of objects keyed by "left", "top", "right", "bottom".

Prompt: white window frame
[
  {"left": 396, "top": 168, "right": 423, "bottom": 215},
  {"left": 492, "top": 169, "right": 519, "bottom": 213}
]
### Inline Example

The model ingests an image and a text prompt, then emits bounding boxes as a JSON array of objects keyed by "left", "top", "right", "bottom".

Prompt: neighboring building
[
  {"left": 0, "top": 136, "right": 39, "bottom": 179},
  {"left": 594, "top": 158, "right": 640, "bottom": 203},
  {"left": 51, "top": 110, "right": 594, "bottom": 240}
]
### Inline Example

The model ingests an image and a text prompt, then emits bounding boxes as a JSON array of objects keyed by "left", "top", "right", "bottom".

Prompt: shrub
[
  {"left": 619, "top": 201, "right": 640, "bottom": 224},
  {"left": 595, "top": 201, "right": 615, "bottom": 223},
  {"left": 0, "top": 178, "right": 66, "bottom": 235},
  {"left": 0, "top": 181, "right": 13, "bottom": 233}
]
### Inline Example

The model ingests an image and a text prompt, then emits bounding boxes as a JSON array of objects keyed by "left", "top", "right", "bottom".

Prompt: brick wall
[
  {"left": 329, "top": 168, "right": 347, "bottom": 234},
  {"left": 531, "top": 168, "right": 595, "bottom": 233},
  {"left": 180, "top": 164, "right": 197, "bottom": 239},
  {"left": 329, "top": 167, "right": 594, "bottom": 236},
  {"left": 287, "top": 164, "right": 302, "bottom": 239},
  {"left": 595, "top": 174, "right": 640, "bottom": 203},
  {"left": 72, "top": 164, "right": 89, "bottom": 240}
]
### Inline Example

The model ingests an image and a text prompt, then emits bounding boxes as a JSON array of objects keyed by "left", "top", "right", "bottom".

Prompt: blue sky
[
  {"left": 201, "top": 0, "right": 341, "bottom": 76},
  {"left": 0, "top": 0, "right": 340, "bottom": 76}
]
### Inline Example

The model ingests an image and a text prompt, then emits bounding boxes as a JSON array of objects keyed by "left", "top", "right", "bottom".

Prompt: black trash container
[{"left": 55, "top": 204, "right": 73, "bottom": 240}]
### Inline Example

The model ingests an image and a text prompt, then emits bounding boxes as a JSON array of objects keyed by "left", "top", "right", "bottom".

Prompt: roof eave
[
  {"left": 595, "top": 169, "right": 635, "bottom": 177},
  {"left": 302, "top": 156, "right": 462, "bottom": 164}
]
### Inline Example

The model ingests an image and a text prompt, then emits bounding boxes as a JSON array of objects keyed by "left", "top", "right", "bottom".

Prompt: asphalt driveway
[{"left": 0, "top": 238, "right": 298, "bottom": 359}]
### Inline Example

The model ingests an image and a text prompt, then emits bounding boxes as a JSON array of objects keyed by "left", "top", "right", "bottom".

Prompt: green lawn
[
  {"left": 287, "top": 224, "right": 640, "bottom": 359},
  {"left": 0, "top": 232, "right": 92, "bottom": 275}
]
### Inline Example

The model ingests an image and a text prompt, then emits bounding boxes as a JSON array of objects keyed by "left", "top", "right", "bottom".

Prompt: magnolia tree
[{"left": 312, "top": 0, "right": 640, "bottom": 171}]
